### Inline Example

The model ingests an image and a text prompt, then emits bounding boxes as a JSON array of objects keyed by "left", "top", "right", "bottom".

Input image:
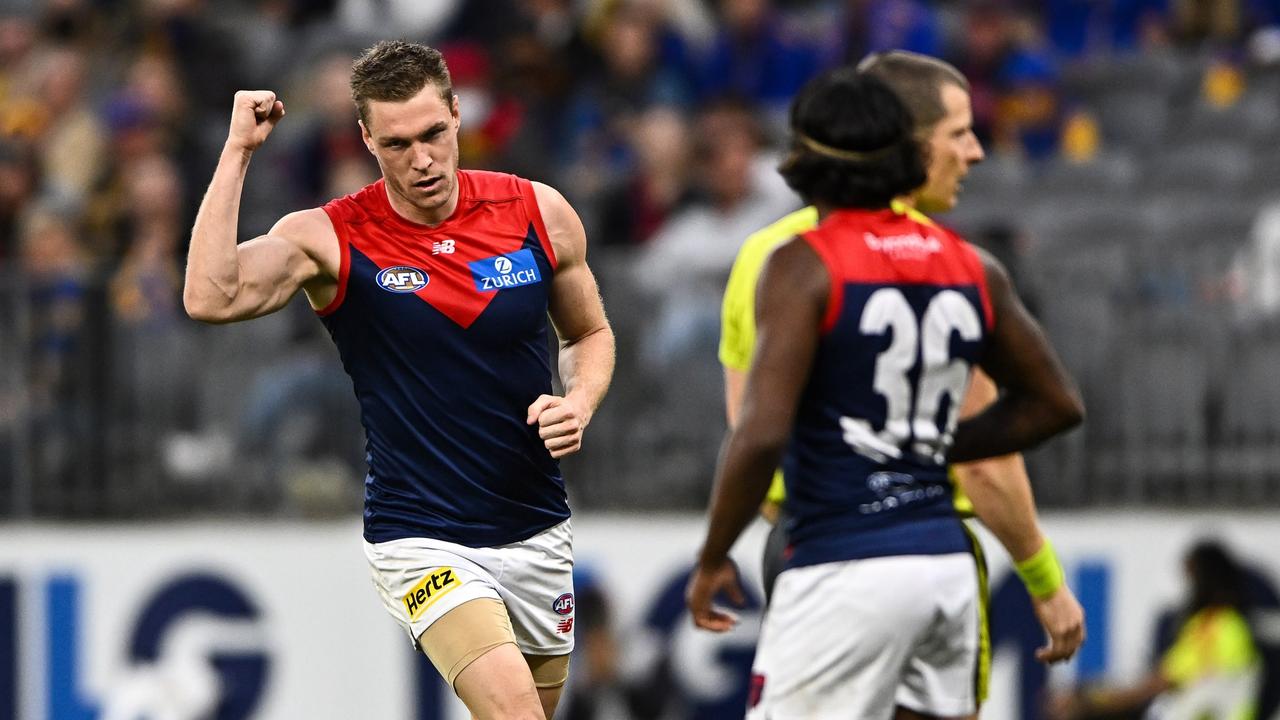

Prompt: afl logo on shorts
[
  {"left": 553, "top": 593, "right": 574, "bottom": 615},
  {"left": 376, "top": 265, "right": 429, "bottom": 293}
]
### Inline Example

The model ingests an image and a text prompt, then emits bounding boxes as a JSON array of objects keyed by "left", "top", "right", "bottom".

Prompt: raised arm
[
  {"left": 525, "top": 181, "right": 615, "bottom": 458},
  {"left": 183, "top": 90, "right": 338, "bottom": 324},
  {"left": 949, "top": 250, "right": 1084, "bottom": 462},
  {"left": 688, "top": 237, "right": 827, "bottom": 631}
]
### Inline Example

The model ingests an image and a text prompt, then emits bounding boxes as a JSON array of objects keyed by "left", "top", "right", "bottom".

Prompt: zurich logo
[
  {"left": 376, "top": 265, "right": 429, "bottom": 293},
  {"left": 470, "top": 249, "right": 542, "bottom": 292}
]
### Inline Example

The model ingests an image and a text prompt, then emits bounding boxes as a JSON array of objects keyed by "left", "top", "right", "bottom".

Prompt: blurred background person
[{"left": 1047, "top": 539, "right": 1269, "bottom": 720}]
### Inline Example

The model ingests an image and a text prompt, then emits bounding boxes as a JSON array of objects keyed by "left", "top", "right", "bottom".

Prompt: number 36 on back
[{"left": 841, "top": 287, "right": 982, "bottom": 465}]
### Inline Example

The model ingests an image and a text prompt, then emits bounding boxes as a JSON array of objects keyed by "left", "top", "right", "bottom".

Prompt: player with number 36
[{"left": 687, "top": 67, "right": 1084, "bottom": 719}]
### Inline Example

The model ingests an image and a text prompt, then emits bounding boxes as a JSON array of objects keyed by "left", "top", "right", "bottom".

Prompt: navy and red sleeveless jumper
[
  {"left": 318, "top": 170, "right": 569, "bottom": 547},
  {"left": 782, "top": 207, "right": 995, "bottom": 570}
]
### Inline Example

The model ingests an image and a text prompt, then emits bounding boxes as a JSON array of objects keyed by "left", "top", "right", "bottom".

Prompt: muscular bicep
[
  {"left": 737, "top": 239, "right": 828, "bottom": 447},
  {"left": 196, "top": 209, "right": 336, "bottom": 323},
  {"left": 535, "top": 182, "right": 610, "bottom": 343},
  {"left": 548, "top": 259, "right": 609, "bottom": 343},
  {"left": 226, "top": 234, "right": 321, "bottom": 319}
]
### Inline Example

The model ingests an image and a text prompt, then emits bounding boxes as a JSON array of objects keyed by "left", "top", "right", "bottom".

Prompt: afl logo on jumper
[
  {"left": 376, "top": 265, "right": 429, "bottom": 293},
  {"left": 471, "top": 249, "right": 542, "bottom": 292},
  {"left": 553, "top": 593, "right": 574, "bottom": 615}
]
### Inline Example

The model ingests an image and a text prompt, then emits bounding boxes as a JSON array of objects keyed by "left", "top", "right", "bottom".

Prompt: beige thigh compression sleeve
[
  {"left": 524, "top": 653, "right": 571, "bottom": 689},
  {"left": 418, "top": 598, "right": 517, "bottom": 687}
]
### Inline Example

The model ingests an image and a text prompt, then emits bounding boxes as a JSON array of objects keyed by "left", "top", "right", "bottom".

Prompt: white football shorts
[
  {"left": 747, "top": 552, "right": 984, "bottom": 719},
  {"left": 363, "top": 519, "right": 575, "bottom": 656}
]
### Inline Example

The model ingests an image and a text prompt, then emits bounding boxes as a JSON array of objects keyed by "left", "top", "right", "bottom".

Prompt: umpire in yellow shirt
[{"left": 719, "top": 51, "right": 1087, "bottom": 680}]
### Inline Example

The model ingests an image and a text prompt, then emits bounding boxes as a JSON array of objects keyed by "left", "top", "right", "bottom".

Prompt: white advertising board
[{"left": 0, "top": 511, "right": 1276, "bottom": 719}]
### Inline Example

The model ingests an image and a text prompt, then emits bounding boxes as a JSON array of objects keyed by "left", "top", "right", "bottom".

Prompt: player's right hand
[
  {"left": 226, "top": 90, "right": 285, "bottom": 152},
  {"left": 1032, "top": 584, "right": 1086, "bottom": 663},
  {"left": 686, "top": 558, "right": 746, "bottom": 633}
]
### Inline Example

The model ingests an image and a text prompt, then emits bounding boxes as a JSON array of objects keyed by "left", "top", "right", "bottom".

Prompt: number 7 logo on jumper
[{"left": 841, "top": 287, "right": 982, "bottom": 465}]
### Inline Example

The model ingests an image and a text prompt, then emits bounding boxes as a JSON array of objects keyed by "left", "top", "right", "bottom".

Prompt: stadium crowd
[{"left": 3, "top": 0, "right": 1280, "bottom": 518}]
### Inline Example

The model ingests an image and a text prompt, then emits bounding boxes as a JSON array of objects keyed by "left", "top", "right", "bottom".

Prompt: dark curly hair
[
  {"left": 1185, "top": 540, "right": 1249, "bottom": 613},
  {"left": 778, "top": 69, "right": 926, "bottom": 209},
  {"left": 350, "top": 40, "right": 453, "bottom": 128}
]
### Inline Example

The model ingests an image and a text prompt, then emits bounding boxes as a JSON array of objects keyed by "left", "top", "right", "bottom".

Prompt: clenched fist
[
  {"left": 527, "top": 394, "right": 590, "bottom": 458},
  {"left": 226, "top": 90, "right": 286, "bottom": 153}
]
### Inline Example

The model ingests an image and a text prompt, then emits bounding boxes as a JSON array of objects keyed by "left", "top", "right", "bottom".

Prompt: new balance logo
[
  {"left": 556, "top": 617, "right": 573, "bottom": 634},
  {"left": 432, "top": 239, "right": 455, "bottom": 255}
]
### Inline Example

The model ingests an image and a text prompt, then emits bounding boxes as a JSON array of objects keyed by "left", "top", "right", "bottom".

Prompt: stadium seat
[
  {"left": 1143, "top": 140, "right": 1253, "bottom": 196},
  {"left": 1216, "top": 326, "right": 1280, "bottom": 498},
  {"left": 1034, "top": 153, "right": 1138, "bottom": 198},
  {"left": 1099, "top": 326, "right": 1213, "bottom": 502}
]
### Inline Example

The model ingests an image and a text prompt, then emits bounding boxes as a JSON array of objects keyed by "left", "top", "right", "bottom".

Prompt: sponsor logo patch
[
  {"left": 552, "top": 592, "right": 574, "bottom": 616},
  {"left": 863, "top": 231, "right": 942, "bottom": 260},
  {"left": 376, "top": 265, "right": 429, "bottom": 293},
  {"left": 470, "top": 249, "right": 541, "bottom": 292},
  {"left": 556, "top": 617, "right": 574, "bottom": 634},
  {"left": 402, "top": 567, "right": 460, "bottom": 621}
]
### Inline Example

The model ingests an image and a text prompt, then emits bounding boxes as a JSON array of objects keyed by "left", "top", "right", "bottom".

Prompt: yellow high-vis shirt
[
  {"left": 719, "top": 202, "right": 974, "bottom": 513},
  {"left": 1159, "top": 607, "right": 1259, "bottom": 720}
]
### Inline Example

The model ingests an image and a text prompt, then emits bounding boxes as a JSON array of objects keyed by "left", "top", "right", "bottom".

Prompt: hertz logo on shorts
[{"left": 402, "top": 568, "right": 460, "bottom": 621}]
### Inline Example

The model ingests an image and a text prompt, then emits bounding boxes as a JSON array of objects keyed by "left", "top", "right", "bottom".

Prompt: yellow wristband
[{"left": 1014, "top": 538, "right": 1065, "bottom": 600}]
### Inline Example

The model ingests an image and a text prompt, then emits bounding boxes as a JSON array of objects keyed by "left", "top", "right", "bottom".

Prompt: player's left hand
[
  {"left": 1032, "top": 584, "right": 1086, "bottom": 663},
  {"left": 686, "top": 558, "right": 746, "bottom": 633},
  {"left": 527, "top": 394, "right": 590, "bottom": 458}
]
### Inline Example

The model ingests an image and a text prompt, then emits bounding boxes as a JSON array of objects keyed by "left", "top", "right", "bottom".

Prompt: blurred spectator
[
  {"left": 594, "top": 106, "right": 694, "bottom": 248},
  {"left": 287, "top": 51, "right": 374, "bottom": 208},
  {"left": 1227, "top": 200, "right": 1280, "bottom": 322},
  {"left": 108, "top": 153, "right": 183, "bottom": 329},
  {"left": 993, "top": 14, "right": 1062, "bottom": 159},
  {"left": 238, "top": 303, "right": 365, "bottom": 513},
  {"left": 0, "top": 11, "right": 41, "bottom": 124},
  {"left": 562, "top": 2, "right": 694, "bottom": 203},
  {"left": 87, "top": 52, "right": 206, "bottom": 259},
  {"left": 133, "top": 0, "right": 245, "bottom": 118},
  {"left": 1047, "top": 540, "right": 1263, "bottom": 720},
  {"left": 1172, "top": 0, "right": 1245, "bottom": 46},
  {"left": 956, "top": 5, "right": 1064, "bottom": 158},
  {"left": 0, "top": 138, "right": 38, "bottom": 264},
  {"left": 17, "top": 202, "right": 92, "bottom": 489},
  {"left": 1040, "top": 0, "right": 1172, "bottom": 56},
  {"left": 696, "top": 0, "right": 821, "bottom": 130},
  {"left": 440, "top": 41, "right": 548, "bottom": 176},
  {"left": 634, "top": 99, "right": 798, "bottom": 368},
  {"left": 30, "top": 46, "right": 107, "bottom": 203},
  {"left": 826, "top": 0, "right": 943, "bottom": 65},
  {"left": 107, "top": 152, "right": 195, "bottom": 484}
]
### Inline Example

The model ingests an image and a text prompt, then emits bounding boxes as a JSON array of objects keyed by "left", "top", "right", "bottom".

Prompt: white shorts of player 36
[
  {"left": 747, "top": 552, "right": 981, "bottom": 719},
  {"left": 363, "top": 520, "right": 575, "bottom": 656}
]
